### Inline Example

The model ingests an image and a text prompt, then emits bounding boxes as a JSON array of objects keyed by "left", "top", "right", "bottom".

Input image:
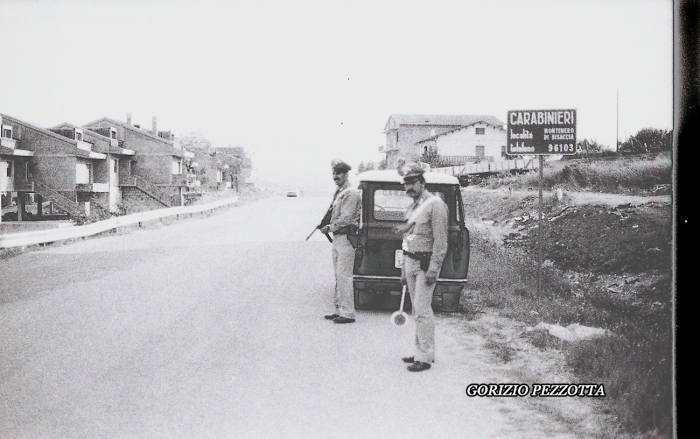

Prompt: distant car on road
[{"left": 286, "top": 190, "right": 301, "bottom": 197}]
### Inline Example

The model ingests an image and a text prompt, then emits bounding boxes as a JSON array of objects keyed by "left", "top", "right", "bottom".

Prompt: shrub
[
  {"left": 500, "top": 153, "right": 671, "bottom": 194},
  {"left": 565, "top": 311, "right": 672, "bottom": 436}
]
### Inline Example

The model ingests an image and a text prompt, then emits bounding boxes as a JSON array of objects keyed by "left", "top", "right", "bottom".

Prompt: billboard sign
[{"left": 507, "top": 109, "right": 577, "bottom": 155}]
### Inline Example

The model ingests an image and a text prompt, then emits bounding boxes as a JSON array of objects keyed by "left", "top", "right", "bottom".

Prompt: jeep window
[
  {"left": 455, "top": 192, "right": 464, "bottom": 224},
  {"left": 373, "top": 188, "right": 445, "bottom": 221}
]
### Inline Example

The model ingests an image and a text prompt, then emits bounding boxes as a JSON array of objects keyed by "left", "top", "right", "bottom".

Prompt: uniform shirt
[
  {"left": 403, "top": 191, "right": 448, "bottom": 275},
  {"left": 330, "top": 181, "right": 361, "bottom": 233}
]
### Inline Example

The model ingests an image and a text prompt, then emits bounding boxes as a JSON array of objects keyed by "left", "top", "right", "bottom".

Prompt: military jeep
[{"left": 352, "top": 170, "right": 470, "bottom": 312}]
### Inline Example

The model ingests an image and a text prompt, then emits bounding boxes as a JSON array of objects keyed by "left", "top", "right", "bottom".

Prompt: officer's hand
[
  {"left": 425, "top": 271, "right": 437, "bottom": 285},
  {"left": 320, "top": 225, "right": 331, "bottom": 234},
  {"left": 393, "top": 223, "right": 410, "bottom": 234},
  {"left": 401, "top": 275, "right": 407, "bottom": 286}
]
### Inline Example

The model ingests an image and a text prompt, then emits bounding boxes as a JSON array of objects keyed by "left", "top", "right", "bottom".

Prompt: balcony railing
[
  {"left": 76, "top": 140, "right": 93, "bottom": 152},
  {"left": 14, "top": 178, "right": 35, "bottom": 192},
  {"left": 1, "top": 137, "right": 17, "bottom": 149},
  {"left": 76, "top": 183, "right": 109, "bottom": 193},
  {"left": 171, "top": 174, "right": 187, "bottom": 186},
  {"left": 439, "top": 155, "right": 495, "bottom": 166}
]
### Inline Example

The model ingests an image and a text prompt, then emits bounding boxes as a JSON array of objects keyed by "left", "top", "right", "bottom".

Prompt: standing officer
[
  {"left": 321, "top": 159, "right": 361, "bottom": 324},
  {"left": 399, "top": 162, "right": 448, "bottom": 371}
]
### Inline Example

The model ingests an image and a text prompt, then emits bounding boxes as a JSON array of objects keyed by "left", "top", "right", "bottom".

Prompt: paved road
[{"left": 1, "top": 196, "right": 583, "bottom": 438}]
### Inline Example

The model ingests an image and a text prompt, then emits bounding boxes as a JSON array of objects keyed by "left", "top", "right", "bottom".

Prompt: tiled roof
[
  {"left": 52, "top": 122, "right": 135, "bottom": 156},
  {"left": 83, "top": 117, "right": 174, "bottom": 145},
  {"left": 416, "top": 120, "right": 506, "bottom": 143},
  {"left": 0, "top": 113, "right": 79, "bottom": 148},
  {"left": 0, "top": 145, "right": 33, "bottom": 156},
  {"left": 84, "top": 117, "right": 190, "bottom": 157},
  {"left": 386, "top": 114, "right": 505, "bottom": 130}
]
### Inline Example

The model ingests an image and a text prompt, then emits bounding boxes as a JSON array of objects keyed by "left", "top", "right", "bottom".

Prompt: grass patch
[
  {"left": 565, "top": 318, "right": 672, "bottom": 436},
  {"left": 465, "top": 224, "right": 673, "bottom": 438},
  {"left": 480, "top": 152, "right": 671, "bottom": 194},
  {"left": 484, "top": 339, "right": 517, "bottom": 363},
  {"left": 467, "top": 229, "right": 576, "bottom": 326}
]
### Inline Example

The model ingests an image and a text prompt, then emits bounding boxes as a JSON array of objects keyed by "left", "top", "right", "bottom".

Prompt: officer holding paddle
[{"left": 399, "top": 162, "right": 448, "bottom": 372}]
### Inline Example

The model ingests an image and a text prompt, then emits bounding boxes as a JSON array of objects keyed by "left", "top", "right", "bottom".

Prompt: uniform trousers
[
  {"left": 404, "top": 256, "right": 436, "bottom": 363},
  {"left": 332, "top": 235, "right": 356, "bottom": 319}
]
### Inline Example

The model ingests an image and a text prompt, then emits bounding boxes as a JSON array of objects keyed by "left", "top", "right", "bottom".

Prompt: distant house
[
  {"left": 1, "top": 116, "right": 34, "bottom": 216},
  {"left": 50, "top": 122, "right": 135, "bottom": 212},
  {"left": 83, "top": 115, "right": 195, "bottom": 211},
  {"left": 416, "top": 120, "right": 507, "bottom": 166},
  {"left": 210, "top": 146, "right": 251, "bottom": 191},
  {"left": 189, "top": 150, "right": 225, "bottom": 190},
  {"left": 0, "top": 113, "right": 108, "bottom": 221},
  {"left": 382, "top": 114, "right": 506, "bottom": 169}
]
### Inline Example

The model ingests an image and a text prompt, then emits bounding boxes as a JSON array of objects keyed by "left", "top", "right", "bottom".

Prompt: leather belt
[{"left": 403, "top": 251, "right": 432, "bottom": 260}]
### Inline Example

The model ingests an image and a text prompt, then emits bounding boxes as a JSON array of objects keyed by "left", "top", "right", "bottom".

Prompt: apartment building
[{"left": 382, "top": 114, "right": 506, "bottom": 168}]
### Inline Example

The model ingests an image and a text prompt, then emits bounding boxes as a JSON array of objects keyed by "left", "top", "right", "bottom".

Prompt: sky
[{"left": 0, "top": 0, "right": 673, "bottom": 191}]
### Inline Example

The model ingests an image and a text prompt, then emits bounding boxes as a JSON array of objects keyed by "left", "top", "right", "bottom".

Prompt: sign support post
[
  {"left": 506, "top": 109, "right": 577, "bottom": 295},
  {"left": 538, "top": 155, "right": 544, "bottom": 293}
]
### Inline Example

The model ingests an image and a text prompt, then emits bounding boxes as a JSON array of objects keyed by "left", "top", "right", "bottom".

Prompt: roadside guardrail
[{"left": 0, "top": 196, "right": 239, "bottom": 249}]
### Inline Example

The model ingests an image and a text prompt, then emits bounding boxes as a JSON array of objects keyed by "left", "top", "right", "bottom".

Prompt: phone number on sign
[{"left": 548, "top": 143, "right": 576, "bottom": 153}]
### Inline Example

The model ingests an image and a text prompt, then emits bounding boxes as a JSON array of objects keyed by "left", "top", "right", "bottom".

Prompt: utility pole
[{"left": 616, "top": 91, "right": 619, "bottom": 153}]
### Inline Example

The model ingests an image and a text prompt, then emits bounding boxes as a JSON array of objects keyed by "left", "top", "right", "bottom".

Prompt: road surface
[{"left": 1, "top": 196, "right": 592, "bottom": 438}]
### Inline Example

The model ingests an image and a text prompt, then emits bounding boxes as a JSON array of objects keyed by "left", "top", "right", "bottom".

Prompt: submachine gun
[{"left": 305, "top": 203, "right": 333, "bottom": 243}]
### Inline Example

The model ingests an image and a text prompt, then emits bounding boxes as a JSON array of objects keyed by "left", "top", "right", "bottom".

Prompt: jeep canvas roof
[{"left": 357, "top": 169, "right": 459, "bottom": 185}]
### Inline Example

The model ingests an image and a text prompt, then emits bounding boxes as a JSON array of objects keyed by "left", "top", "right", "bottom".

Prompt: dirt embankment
[
  {"left": 462, "top": 187, "right": 672, "bottom": 296},
  {"left": 460, "top": 187, "right": 674, "bottom": 438}
]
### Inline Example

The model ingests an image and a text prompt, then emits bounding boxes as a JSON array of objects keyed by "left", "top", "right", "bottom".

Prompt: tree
[
  {"left": 357, "top": 161, "right": 377, "bottom": 173},
  {"left": 419, "top": 147, "right": 444, "bottom": 168},
  {"left": 578, "top": 138, "right": 602, "bottom": 153},
  {"left": 620, "top": 128, "right": 671, "bottom": 154},
  {"left": 567, "top": 138, "right": 605, "bottom": 159},
  {"left": 179, "top": 132, "right": 254, "bottom": 189},
  {"left": 179, "top": 131, "right": 212, "bottom": 152},
  {"left": 662, "top": 129, "right": 673, "bottom": 150}
]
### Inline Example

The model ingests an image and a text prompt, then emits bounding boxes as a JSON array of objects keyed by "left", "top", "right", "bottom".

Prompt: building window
[
  {"left": 2, "top": 126, "right": 12, "bottom": 138},
  {"left": 501, "top": 145, "right": 507, "bottom": 157},
  {"left": 476, "top": 146, "right": 485, "bottom": 157},
  {"left": 6, "top": 161, "right": 13, "bottom": 177},
  {"left": 76, "top": 162, "right": 93, "bottom": 184},
  {"left": 475, "top": 128, "right": 485, "bottom": 135},
  {"left": 75, "top": 129, "right": 83, "bottom": 141},
  {"left": 110, "top": 128, "right": 117, "bottom": 139}
]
